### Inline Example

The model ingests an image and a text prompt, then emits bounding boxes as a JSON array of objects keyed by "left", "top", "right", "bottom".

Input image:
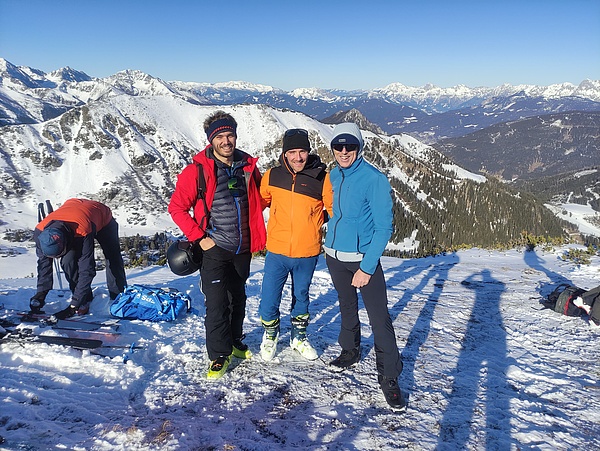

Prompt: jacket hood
[
  {"left": 279, "top": 152, "right": 325, "bottom": 175},
  {"left": 331, "top": 122, "right": 364, "bottom": 168},
  {"left": 331, "top": 123, "right": 364, "bottom": 156}
]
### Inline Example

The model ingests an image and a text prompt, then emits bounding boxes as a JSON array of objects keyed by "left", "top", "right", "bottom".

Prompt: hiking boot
[
  {"left": 260, "top": 318, "right": 280, "bottom": 361},
  {"left": 330, "top": 347, "right": 360, "bottom": 372},
  {"left": 207, "top": 355, "right": 231, "bottom": 380},
  {"left": 232, "top": 336, "right": 252, "bottom": 359},
  {"left": 53, "top": 305, "right": 78, "bottom": 320},
  {"left": 290, "top": 337, "right": 318, "bottom": 360},
  {"left": 379, "top": 376, "right": 407, "bottom": 412}
]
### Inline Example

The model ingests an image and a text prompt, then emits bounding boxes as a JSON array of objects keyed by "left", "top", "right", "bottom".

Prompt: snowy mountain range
[
  {"left": 3, "top": 57, "right": 599, "bottom": 133},
  {"left": 0, "top": 58, "right": 596, "bottom": 252}
]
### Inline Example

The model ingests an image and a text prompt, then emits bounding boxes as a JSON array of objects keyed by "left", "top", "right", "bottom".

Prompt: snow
[
  {"left": 545, "top": 202, "right": 600, "bottom": 237},
  {"left": 1, "top": 240, "right": 599, "bottom": 450}
]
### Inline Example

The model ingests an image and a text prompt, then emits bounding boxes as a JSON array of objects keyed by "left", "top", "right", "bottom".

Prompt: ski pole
[{"left": 38, "top": 200, "right": 64, "bottom": 291}]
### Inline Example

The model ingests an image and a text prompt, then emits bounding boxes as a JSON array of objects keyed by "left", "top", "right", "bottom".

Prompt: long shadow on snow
[
  {"left": 385, "top": 253, "right": 460, "bottom": 404},
  {"left": 437, "top": 268, "right": 512, "bottom": 451},
  {"left": 523, "top": 249, "right": 572, "bottom": 300}
]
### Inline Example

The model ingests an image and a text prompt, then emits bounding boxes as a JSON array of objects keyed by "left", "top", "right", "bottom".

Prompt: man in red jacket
[
  {"left": 169, "top": 110, "right": 266, "bottom": 380},
  {"left": 32, "top": 198, "right": 127, "bottom": 319}
]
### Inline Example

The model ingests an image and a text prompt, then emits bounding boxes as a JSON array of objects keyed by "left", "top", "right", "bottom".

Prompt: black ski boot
[
  {"left": 378, "top": 376, "right": 407, "bottom": 412},
  {"left": 54, "top": 305, "right": 77, "bottom": 320},
  {"left": 330, "top": 347, "right": 360, "bottom": 372},
  {"left": 29, "top": 297, "right": 45, "bottom": 314}
]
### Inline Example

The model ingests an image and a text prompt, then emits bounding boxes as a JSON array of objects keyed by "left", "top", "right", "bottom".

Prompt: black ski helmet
[{"left": 167, "top": 240, "right": 202, "bottom": 276}]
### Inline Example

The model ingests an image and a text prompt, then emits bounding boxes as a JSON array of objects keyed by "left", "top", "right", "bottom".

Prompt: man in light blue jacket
[{"left": 324, "top": 122, "right": 406, "bottom": 411}]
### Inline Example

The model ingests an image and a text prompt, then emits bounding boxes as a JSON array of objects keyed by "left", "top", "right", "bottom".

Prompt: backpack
[
  {"left": 544, "top": 284, "right": 587, "bottom": 317},
  {"left": 110, "top": 285, "right": 191, "bottom": 321}
]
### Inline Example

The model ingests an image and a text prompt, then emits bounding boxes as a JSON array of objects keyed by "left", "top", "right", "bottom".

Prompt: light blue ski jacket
[{"left": 324, "top": 125, "right": 393, "bottom": 275}]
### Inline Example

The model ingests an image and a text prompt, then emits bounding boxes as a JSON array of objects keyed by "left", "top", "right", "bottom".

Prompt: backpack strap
[
  {"left": 196, "top": 163, "right": 210, "bottom": 235},
  {"left": 244, "top": 166, "right": 261, "bottom": 189}
]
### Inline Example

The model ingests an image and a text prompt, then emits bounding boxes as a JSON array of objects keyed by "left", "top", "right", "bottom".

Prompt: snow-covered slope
[
  {"left": 0, "top": 100, "right": 338, "bottom": 234},
  {"left": 0, "top": 244, "right": 598, "bottom": 449}
]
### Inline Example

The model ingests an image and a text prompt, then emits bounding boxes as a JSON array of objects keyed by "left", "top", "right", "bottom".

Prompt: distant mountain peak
[
  {"left": 48, "top": 66, "right": 92, "bottom": 83},
  {"left": 321, "top": 108, "right": 385, "bottom": 135},
  {"left": 211, "top": 80, "right": 281, "bottom": 94}
]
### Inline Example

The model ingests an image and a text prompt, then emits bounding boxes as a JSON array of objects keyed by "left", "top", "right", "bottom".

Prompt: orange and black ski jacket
[
  {"left": 261, "top": 153, "right": 333, "bottom": 258},
  {"left": 35, "top": 198, "right": 113, "bottom": 237},
  {"left": 33, "top": 198, "right": 114, "bottom": 302}
]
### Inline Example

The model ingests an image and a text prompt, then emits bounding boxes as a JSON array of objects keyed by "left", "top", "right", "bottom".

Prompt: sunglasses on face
[
  {"left": 332, "top": 144, "right": 359, "bottom": 152},
  {"left": 284, "top": 128, "right": 308, "bottom": 137}
]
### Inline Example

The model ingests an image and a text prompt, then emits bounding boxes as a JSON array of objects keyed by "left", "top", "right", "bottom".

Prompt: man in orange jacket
[
  {"left": 258, "top": 128, "right": 332, "bottom": 361},
  {"left": 31, "top": 198, "right": 127, "bottom": 319}
]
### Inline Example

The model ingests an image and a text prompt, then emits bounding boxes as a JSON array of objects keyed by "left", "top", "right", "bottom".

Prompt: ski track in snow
[{"left": 0, "top": 246, "right": 599, "bottom": 450}]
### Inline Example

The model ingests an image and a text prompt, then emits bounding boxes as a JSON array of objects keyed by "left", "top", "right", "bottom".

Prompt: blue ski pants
[{"left": 259, "top": 252, "right": 319, "bottom": 322}]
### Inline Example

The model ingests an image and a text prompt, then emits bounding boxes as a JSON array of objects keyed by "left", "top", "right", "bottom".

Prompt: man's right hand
[{"left": 198, "top": 236, "right": 216, "bottom": 251}]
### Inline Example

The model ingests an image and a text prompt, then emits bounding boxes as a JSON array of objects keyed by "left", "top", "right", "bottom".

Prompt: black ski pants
[
  {"left": 95, "top": 218, "right": 127, "bottom": 300},
  {"left": 326, "top": 255, "right": 403, "bottom": 379},
  {"left": 61, "top": 218, "right": 126, "bottom": 305},
  {"left": 200, "top": 245, "right": 251, "bottom": 360}
]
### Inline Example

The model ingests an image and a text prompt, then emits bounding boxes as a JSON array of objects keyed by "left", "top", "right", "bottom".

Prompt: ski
[
  {"left": 1, "top": 330, "right": 103, "bottom": 349},
  {"left": 36, "top": 198, "right": 64, "bottom": 290},
  {"left": 8, "top": 311, "right": 120, "bottom": 331},
  {"left": 54, "top": 318, "right": 120, "bottom": 332},
  {"left": 1, "top": 328, "right": 141, "bottom": 351},
  {"left": 37, "top": 202, "right": 45, "bottom": 223},
  {"left": 53, "top": 327, "right": 121, "bottom": 343}
]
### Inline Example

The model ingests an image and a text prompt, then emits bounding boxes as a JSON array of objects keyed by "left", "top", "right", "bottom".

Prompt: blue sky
[{"left": 1, "top": 0, "right": 598, "bottom": 90}]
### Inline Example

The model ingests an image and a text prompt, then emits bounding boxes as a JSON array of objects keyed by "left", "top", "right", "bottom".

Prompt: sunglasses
[
  {"left": 227, "top": 175, "right": 246, "bottom": 198},
  {"left": 332, "top": 144, "right": 359, "bottom": 152},
  {"left": 284, "top": 128, "right": 308, "bottom": 137}
]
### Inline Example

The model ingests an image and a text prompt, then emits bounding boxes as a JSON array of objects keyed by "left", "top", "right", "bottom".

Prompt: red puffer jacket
[{"left": 168, "top": 145, "right": 266, "bottom": 253}]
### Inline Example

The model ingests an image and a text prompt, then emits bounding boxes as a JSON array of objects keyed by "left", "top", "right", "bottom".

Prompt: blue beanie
[
  {"left": 39, "top": 227, "right": 67, "bottom": 257},
  {"left": 206, "top": 118, "right": 237, "bottom": 143}
]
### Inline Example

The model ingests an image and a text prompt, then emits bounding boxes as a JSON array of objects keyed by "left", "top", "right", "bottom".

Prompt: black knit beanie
[{"left": 283, "top": 129, "right": 310, "bottom": 152}]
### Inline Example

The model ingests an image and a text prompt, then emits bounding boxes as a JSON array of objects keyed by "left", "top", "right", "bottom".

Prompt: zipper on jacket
[
  {"left": 290, "top": 173, "right": 296, "bottom": 255},
  {"left": 330, "top": 170, "right": 345, "bottom": 248},
  {"left": 226, "top": 165, "right": 244, "bottom": 254}
]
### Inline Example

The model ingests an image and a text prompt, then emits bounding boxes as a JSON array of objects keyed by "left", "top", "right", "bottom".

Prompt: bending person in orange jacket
[
  {"left": 31, "top": 198, "right": 127, "bottom": 319},
  {"left": 258, "top": 128, "right": 333, "bottom": 361}
]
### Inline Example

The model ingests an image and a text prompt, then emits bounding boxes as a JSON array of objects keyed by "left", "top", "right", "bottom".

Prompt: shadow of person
[
  {"left": 523, "top": 248, "right": 572, "bottom": 300},
  {"left": 394, "top": 253, "right": 460, "bottom": 400},
  {"left": 437, "top": 268, "right": 512, "bottom": 451}
]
